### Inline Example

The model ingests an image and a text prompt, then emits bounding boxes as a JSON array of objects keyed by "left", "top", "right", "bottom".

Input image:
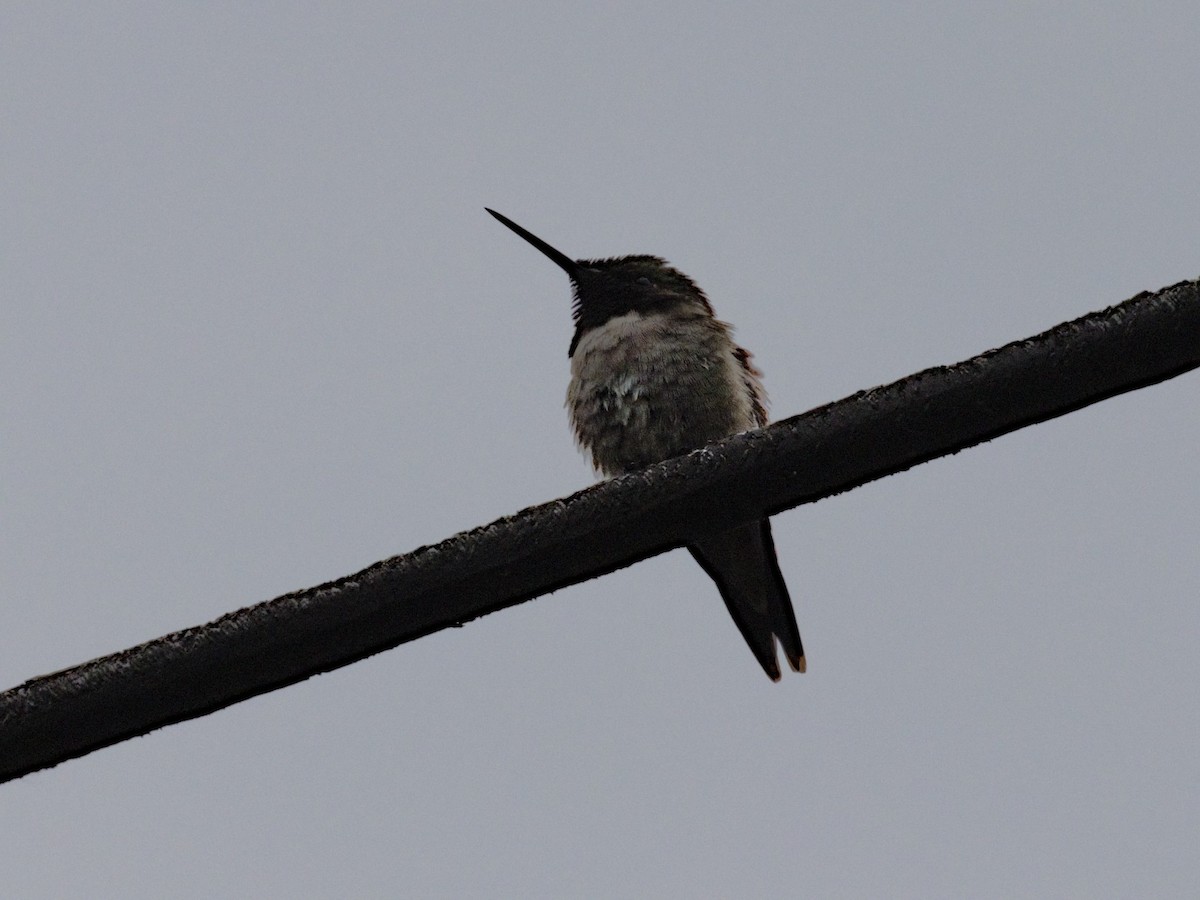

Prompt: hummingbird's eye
[{"left": 636, "top": 276, "right": 652, "bottom": 286}]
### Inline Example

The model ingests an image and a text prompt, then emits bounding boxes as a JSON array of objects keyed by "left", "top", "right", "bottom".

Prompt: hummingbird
[{"left": 487, "top": 209, "right": 805, "bottom": 681}]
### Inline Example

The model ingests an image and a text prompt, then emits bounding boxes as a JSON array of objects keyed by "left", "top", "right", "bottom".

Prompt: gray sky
[{"left": 3, "top": 4, "right": 1198, "bottom": 897}]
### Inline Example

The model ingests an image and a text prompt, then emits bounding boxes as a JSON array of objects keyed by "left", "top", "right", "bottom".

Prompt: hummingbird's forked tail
[{"left": 689, "top": 520, "right": 806, "bottom": 681}]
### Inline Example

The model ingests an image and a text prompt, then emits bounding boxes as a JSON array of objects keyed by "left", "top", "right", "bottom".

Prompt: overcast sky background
[{"left": 3, "top": 4, "right": 1198, "bottom": 897}]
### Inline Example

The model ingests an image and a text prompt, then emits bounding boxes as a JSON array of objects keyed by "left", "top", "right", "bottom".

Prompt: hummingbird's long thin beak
[{"left": 486, "top": 208, "right": 579, "bottom": 277}]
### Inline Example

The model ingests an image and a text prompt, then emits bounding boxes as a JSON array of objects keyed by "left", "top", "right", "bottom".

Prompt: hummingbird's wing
[{"left": 688, "top": 519, "right": 806, "bottom": 680}]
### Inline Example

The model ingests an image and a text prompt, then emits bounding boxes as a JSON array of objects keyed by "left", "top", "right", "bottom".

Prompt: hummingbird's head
[
  {"left": 486, "top": 209, "right": 714, "bottom": 354},
  {"left": 569, "top": 254, "right": 713, "bottom": 328}
]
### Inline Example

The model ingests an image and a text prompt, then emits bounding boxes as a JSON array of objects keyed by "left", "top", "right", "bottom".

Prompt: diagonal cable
[{"left": 1, "top": 278, "right": 1197, "bottom": 784}]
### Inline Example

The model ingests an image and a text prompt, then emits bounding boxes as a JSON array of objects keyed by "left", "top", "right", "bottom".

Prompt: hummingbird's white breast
[{"left": 567, "top": 310, "right": 765, "bottom": 477}]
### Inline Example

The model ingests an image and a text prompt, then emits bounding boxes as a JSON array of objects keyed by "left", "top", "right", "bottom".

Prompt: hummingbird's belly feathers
[{"left": 567, "top": 310, "right": 763, "bottom": 476}]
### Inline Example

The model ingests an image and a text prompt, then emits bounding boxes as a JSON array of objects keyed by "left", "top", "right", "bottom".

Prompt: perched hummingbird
[{"left": 487, "top": 209, "right": 805, "bottom": 681}]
